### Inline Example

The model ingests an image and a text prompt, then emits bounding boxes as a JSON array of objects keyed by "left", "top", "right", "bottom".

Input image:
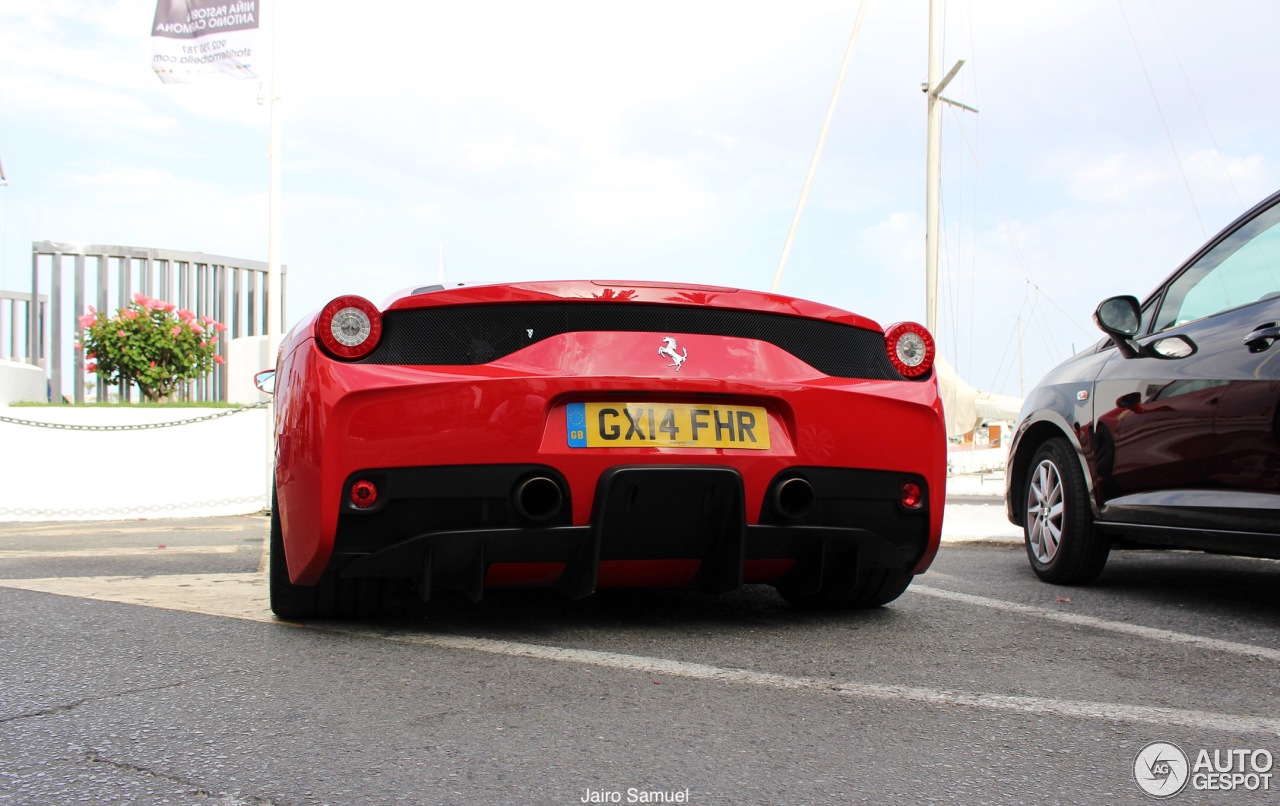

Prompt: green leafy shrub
[{"left": 77, "top": 293, "right": 227, "bottom": 402}]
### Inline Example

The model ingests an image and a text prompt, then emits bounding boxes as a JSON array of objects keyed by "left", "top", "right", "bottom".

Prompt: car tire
[
  {"left": 269, "top": 486, "right": 319, "bottom": 619},
  {"left": 777, "top": 567, "right": 913, "bottom": 610},
  {"left": 269, "top": 486, "right": 383, "bottom": 620},
  {"left": 1022, "top": 438, "right": 1110, "bottom": 584}
]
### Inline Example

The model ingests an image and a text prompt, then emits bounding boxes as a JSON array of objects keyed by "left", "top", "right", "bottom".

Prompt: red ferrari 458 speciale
[{"left": 264, "top": 280, "right": 946, "bottom": 618}]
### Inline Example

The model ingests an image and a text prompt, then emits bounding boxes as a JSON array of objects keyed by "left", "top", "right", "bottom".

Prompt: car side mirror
[
  {"left": 254, "top": 369, "right": 277, "bottom": 395},
  {"left": 1094, "top": 295, "right": 1142, "bottom": 358}
]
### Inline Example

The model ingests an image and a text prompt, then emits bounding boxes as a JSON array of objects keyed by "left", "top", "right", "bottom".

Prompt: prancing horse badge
[{"left": 658, "top": 336, "right": 687, "bottom": 371}]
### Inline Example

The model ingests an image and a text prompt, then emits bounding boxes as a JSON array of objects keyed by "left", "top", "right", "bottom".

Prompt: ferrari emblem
[{"left": 658, "top": 336, "right": 688, "bottom": 371}]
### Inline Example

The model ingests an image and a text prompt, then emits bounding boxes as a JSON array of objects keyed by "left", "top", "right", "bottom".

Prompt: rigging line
[
  {"left": 947, "top": 112, "right": 1093, "bottom": 338},
  {"left": 940, "top": 134, "right": 972, "bottom": 375},
  {"left": 1028, "top": 295, "right": 1062, "bottom": 369},
  {"left": 1145, "top": 0, "right": 1244, "bottom": 209},
  {"left": 1115, "top": 0, "right": 1207, "bottom": 240},
  {"left": 988, "top": 285, "right": 1039, "bottom": 396},
  {"left": 987, "top": 283, "right": 1033, "bottom": 392},
  {"left": 937, "top": 102, "right": 969, "bottom": 371},
  {"left": 770, "top": 0, "right": 870, "bottom": 293},
  {"left": 989, "top": 300, "right": 1023, "bottom": 394},
  {"left": 938, "top": 192, "right": 962, "bottom": 366},
  {"left": 936, "top": 184, "right": 952, "bottom": 349}
]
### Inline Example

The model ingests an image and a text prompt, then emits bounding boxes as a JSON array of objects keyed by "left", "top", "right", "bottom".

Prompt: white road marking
[
  {"left": 912, "top": 584, "right": 1280, "bottom": 663},
  {"left": 0, "top": 523, "right": 253, "bottom": 537},
  {"left": 1, "top": 572, "right": 1277, "bottom": 736},
  {"left": 0, "top": 573, "right": 276, "bottom": 623},
  {"left": 0, "top": 546, "right": 242, "bottom": 559},
  {"left": 326, "top": 628, "right": 1280, "bottom": 736}
]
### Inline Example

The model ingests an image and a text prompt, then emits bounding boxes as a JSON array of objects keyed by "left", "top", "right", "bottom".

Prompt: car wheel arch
[{"left": 1009, "top": 418, "right": 1100, "bottom": 522}]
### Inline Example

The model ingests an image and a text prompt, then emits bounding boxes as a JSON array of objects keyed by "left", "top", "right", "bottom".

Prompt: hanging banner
[{"left": 151, "top": 0, "right": 261, "bottom": 84}]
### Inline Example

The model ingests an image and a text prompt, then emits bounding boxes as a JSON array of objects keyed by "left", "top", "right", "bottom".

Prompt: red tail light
[
  {"left": 900, "top": 481, "right": 924, "bottom": 510},
  {"left": 884, "top": 322, "right": 935, "bottom": 378},
  {"left": 350, "top": 480, "right": 378, "bottom": 509},
  {"left": 317, "top": 296, "right": 382, "bottom": 360}
]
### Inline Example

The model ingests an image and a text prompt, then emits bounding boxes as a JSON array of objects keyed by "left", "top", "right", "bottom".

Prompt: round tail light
[
  {"left": 884, "top": 322, "right": 935, "bottom": 378},
  {"left": 317, "top": 295, "right": 382, "bottom": 360}
]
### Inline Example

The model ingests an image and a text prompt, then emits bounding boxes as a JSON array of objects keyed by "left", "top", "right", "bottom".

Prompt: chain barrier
[
  {"left": 0, "top": 401, "right": 269, "bottom": 431},
  {"left": 0, "top": 495, "right": 269, "bottom": 520}
]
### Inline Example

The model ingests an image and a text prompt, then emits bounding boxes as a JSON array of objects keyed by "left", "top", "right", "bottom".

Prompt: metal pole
[
  {"left": 925, "top": 0, "right": 942, "bottom": 335},
  {"left": 28, "top": 249, "right": 38, "bottom": 367},
  {"left": 266, "top": 0, "right": 282, "bottom": 341}
]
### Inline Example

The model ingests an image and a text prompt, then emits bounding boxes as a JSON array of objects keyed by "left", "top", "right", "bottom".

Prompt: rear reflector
[
  {"left": 900, "top": 481, "right": 924, "bottom": 510},
  {"left": 350, "top": 480, "right": 378, "bottom": 509}
]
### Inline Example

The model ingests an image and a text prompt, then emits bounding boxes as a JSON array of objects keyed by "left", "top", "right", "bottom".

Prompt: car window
[{"left": 1152, "top": 201, "right": 1280, "bottom": 332}]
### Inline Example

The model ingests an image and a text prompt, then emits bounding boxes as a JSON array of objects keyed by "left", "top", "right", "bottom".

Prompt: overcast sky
[{"left": 1, "top": 0, "right": 1277, "bottom": 396}]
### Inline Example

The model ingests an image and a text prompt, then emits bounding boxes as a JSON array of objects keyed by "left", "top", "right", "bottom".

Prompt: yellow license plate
[{"left": 566, "top": 402, "right": 770, "bottom": 449}]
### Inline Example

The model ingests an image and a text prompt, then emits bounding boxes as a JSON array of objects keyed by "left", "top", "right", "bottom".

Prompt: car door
[
  {"left": 1209, "top": 294, "right": 1280, "bottom": 510},
  {"left": 1097, "top": 196, "right": 1280, "bottom": 530},
  {"left": 1090, "top": 340, "right": 1225, "bottom": 514}
]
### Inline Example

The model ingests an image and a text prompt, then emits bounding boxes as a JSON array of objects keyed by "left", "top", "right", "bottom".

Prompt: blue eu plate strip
[{"left": 566, "top": 402, "right": 587, "bottom": 447}]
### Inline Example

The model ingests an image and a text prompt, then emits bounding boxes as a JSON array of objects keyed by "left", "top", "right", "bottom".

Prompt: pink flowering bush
[{"left": 77, "top": 293, "right": 228, "bottom": 402}]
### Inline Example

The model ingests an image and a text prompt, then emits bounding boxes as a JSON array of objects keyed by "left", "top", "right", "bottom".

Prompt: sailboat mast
[
  {"left": 924, "top": 0, "right": 976, "bottom": 336},
  {"left": 925, "top": 0, "right": 943, "bottom": 335}
]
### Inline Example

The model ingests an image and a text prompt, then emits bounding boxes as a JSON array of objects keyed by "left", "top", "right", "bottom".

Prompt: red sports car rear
[{"left": 267, "top": 280, "right": 946, "bottom": 619}]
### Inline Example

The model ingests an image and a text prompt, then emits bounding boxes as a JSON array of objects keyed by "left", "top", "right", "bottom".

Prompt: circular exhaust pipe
[
  {"left": 513, "top": 476, "right": 563, "bottom": 522},
  {"left": 772, "top": 476, "right": 815, "bottom": 520}
]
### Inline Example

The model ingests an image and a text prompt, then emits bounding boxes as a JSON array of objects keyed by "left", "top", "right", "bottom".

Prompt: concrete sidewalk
[{"left": 942, "top": 473, "right": 1021, "bottom": 544}]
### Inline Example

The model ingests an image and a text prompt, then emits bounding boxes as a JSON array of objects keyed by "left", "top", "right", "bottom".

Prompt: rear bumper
[
  {"left": 273, "top": 340, "right": 948, "bottom": 586},
  {"left": 330, "top": 464, "right": 931, "bottom": 601}
]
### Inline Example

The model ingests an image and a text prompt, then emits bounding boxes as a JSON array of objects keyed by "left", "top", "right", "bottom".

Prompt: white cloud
[
  {"left": 1063, "top": 153, "right": 1168, "bottom": 204},
  {"left": 564, "top": 152, "right": 712, "bottom": 236}
]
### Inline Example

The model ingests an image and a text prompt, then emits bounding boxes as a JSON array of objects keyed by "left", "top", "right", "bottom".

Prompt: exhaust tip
[
  {"left": 772, "top": 476, "right": 815, "bottom": 520},
  {"left": 513, "top": 476, "right": 563, "bottom": 522}
]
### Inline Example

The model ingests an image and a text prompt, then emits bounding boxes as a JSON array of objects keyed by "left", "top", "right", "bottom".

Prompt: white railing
[{"left": 26, "top": 243, "right": 285, "bottom": 403}]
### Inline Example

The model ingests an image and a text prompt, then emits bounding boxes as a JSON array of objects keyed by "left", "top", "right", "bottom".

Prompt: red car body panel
[{"left": 271, "top": 280, "right": 946, "bottom": 599}]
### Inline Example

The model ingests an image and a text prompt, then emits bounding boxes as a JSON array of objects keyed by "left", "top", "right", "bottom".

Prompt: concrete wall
[
  {"left": 227, "top": 335, "right": 281, "bottom": 405},
  {"left": 0, "top": 405, "right": 272, "bottom": 521},
  {"left": 0, "top": 359, "right": 48, "bottom": 404}
]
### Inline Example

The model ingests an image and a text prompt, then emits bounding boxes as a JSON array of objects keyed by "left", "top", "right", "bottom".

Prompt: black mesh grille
[{"left": 359, "top": 302, "right": 904, "bottom": 380}]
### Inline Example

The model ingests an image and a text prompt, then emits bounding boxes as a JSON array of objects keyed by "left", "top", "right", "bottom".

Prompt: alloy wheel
[{"left": 1026, "top": 458, "right": 1065, "bottom": 564}]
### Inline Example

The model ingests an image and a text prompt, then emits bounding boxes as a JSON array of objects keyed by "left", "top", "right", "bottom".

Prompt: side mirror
[
  {"left": 254, "top": 369, "right": 277, "bottom": 395},
  {"left": 1093, "top": 295, "right": 1142, "bottom": 358}
]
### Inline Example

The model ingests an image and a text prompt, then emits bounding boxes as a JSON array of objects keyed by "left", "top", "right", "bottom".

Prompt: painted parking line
[
  {"left": 0, "top": 573, "right": 275, "bottom": 623},
  {"left": 912, "top": 584, "right": 1280, "bottom": 663},
  {"left": 0, "top": 523, "right": 254, "bottom": 537},
  {"left": 327, "top": 628, "right": 1280, "bottom": 737},
  {"left": 1, "top": 572, "right": 1278, "bottom": 737},
  {"left": 0, "top": 546, "right": 243, "bottom": 560}
]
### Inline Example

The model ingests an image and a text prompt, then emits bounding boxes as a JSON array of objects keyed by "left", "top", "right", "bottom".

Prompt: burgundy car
[{"left": 1006, "top": 190, "right": 1280, "bottom": 583}]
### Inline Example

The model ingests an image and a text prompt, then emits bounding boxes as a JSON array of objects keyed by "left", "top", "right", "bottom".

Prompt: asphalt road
[{"left": 1, "top": 514, "right": 1278, "bottom": 805}]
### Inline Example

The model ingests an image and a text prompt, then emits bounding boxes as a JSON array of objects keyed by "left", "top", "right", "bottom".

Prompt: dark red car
[
  {"left": 1006, "top": 190, "right": 1280, "bottom": 583},
  {"left": 264, "top": 280, "right": 946, "bottom": 618}
]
